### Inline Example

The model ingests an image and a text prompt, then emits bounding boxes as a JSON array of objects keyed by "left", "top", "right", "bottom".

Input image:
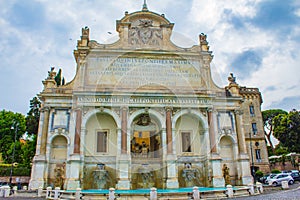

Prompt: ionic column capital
[
  {"left": 165, "top": 107, "right": 173, "bottom": 112},
  {"left": 234, "top": 109, "right": 244, "bottom": 115},
  {"left": 41, "top": 106, "right": 50, "bottom": 112}
]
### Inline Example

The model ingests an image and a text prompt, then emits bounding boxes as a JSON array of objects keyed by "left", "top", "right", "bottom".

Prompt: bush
[
  {"left": 255, "top": 170, "right": 264, "bottom": 178},
  {"left": 271, "top": 169, "right": 281, "bottom": 174},
  {"left": 0, "top": 166, "right": 31, "bottom": 176},
  {"left": 0, "top": 163, "right": 11, "bottom": 167}
]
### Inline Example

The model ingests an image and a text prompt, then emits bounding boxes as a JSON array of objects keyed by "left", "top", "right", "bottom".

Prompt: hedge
[{"left": 0, "top": 166, "right": 31, "bottom": 176}]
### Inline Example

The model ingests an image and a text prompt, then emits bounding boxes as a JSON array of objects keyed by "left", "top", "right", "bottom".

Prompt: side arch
[
  {"left": 49, "top": 133, "right": 70, "bottom": 146},
  {"left": 82, "top": 108, "right": 121, "bottom": 128},
  {"left": 172, "top": 109, "right": 208, "bottom": 130},
  {"left": 218, "top": 135, "right": 239, "bottom": 185}
]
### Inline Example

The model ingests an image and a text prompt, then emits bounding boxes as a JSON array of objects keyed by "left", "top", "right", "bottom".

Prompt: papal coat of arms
[{"left": 129, "top": 19, "right": 162, "bottom": 45}]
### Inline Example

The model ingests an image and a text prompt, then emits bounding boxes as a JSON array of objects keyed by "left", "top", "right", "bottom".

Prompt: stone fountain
[
  {"left": 181, "top": 163, "right": 202, "bottom": 187},
  {"left": 137, "top": 164, "right": 155, "bottom": 188},
  {"left": 92, "top": 163, "right": 112, "bottom": 189}
]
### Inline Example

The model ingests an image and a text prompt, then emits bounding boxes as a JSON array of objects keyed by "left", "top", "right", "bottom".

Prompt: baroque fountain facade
[{"left": 29, "top": 3, "right": 269, "bottom": 190}]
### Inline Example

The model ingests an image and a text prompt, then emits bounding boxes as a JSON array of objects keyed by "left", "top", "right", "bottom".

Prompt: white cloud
[{"left": 1, "top": 0, "right": 300, "bottom": 113}]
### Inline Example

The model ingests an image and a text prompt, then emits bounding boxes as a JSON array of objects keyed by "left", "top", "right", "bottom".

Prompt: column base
[
  {"left": 29, "top": 180, "right": 45, "bottom": 190},
  {"left": 212, "top": 177, "right": 225, "bottom": 187},
  {"left": 66, "top": 179, "right": 80, "bottom": 190},
  {"left": 117, "top": 156, "right": 131, "bottom": 190},
  {"left": 29, "top": 155, "right": 47, "bottom": 190},
  {"left": 166, "top": 178, "right": 179, "bottom": 189},
  {"left": 242, "top": 176, "right": 253, "bottom": 185},
  {"left": 117, "top": 180, "right": 131, "bottom": 190}
]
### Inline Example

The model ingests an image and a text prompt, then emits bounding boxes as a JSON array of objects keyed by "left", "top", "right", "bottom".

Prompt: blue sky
[{"left": 1, "top": 0, "right": 300, "bottom": 114}]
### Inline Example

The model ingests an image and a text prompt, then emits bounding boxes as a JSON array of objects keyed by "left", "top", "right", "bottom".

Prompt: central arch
[
  {"left": 128, "top": 109, "right": 164, "bottom": 189},
  {"left": 128, "top": 109, "right": 164, "bottom": 159}
]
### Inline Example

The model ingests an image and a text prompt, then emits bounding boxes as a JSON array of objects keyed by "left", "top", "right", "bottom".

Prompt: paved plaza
[
  {"left": 0, "top": 183, "right": 299, "bottom": 199},
  {"left": 227, "top": 183, "right": 300, "bottom": 200}
]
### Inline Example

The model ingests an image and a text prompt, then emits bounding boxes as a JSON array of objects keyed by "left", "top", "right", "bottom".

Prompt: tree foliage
[
  {"left": 273, "top": 109, "right": 300, "bottom": 153},
  {"left": 0, "top": 96, "right": 41, "bottom": 171},
  {"left": 54, "top": 68, "right": 62, "bottom": 86},
  {"left": 26, "top": 97, "right": 41, "bottom": 136},
  {"left": 0, "top": 110, "right": 26, "bottom": 163},
  {"left": 23, "top": 96, "right": 41, "bottom": 167},
  {"left": 262, "top": 109, "right": 287, "bottom": 152}
]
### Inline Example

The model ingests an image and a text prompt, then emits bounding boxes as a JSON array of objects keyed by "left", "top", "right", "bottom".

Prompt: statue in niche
[
  {"left": 54, "top": 162, "right": 66, "bottom": 189},
  {"left": 141, "top": 141, "right": 149, "bottom": 157},
  {"left": 222, "top": 164, "right": 231, "bottom": 185}
]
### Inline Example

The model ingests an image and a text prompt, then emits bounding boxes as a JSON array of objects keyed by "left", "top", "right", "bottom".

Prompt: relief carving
[{"left": 129, "top": 19, "right": 162, "bottom": 46}]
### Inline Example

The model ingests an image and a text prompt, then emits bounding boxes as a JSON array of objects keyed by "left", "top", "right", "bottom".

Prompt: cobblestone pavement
[{"left": 227, "top": 182, "right": 300, "bottom": 200}]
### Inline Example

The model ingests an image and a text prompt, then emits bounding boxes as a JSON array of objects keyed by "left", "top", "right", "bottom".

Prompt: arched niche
[
  {"left": 174, "top": 112, "right": 206, "bottom": 155},
  {"left": 219, "top": 135, "right": 237, "bottom": 185},
  {"left": 130, "top": 112, "right": 162, "bottom": 159},
  {"left": 85, "top": 112, "right": 118, "bottom": 156}
]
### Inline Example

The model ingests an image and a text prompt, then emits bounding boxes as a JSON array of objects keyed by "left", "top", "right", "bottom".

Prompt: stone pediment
[
  {"left": 116, "top": 10, "right": 174, "bottom": 49},
  {"left": 88, "top": 9, "right": 199, "bottom": 51}
]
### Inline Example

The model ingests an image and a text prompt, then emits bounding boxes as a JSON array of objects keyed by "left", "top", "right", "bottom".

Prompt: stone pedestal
[
  {"left": 109, "top": 188, "right": 115, "bottom": 200},
  {"left": 281, "top": 181, "right": 289, "bottom": 189},
  {"left": 117, "top": 155, "right": 131, "bottom": 189},
  {"left": 166, "top": 155, "right": 179, "bottom": 189},
  {"left": 226, "top": 185, "right": 233, "bottom": 198},
  {"left": 248, "top": 183, "right": 254, "bottom": 195},
  {"left": 150, "top": 187, "right": 158, "bottom": 200},
  {"left": 238, "top": 154, "right": 252, "bottom": 185},
  {"left": 256, "top": 182, "right": 263, "bottom": 193},
  {"left": 193, "top": 186, "right": 200, "bottom": 200},
  {"left": 29, "top": 155, "right": 47, "bottom": 190},
  {"left": 66, "top": 155, "right": 81, "bottom": 190},
  {"left": 210, "top": 154, "right": 225, "bottom": 187}
]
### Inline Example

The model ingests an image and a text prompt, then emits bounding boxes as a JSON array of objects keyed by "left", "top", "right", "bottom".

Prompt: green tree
[
  {"left": 273, "top": 109, "right": 300, "bottom": 153},
  {"left": 20, "top": 135, "right": 37, "bottom": 168},
  {"left": 55, "top": 68, "right": 62, "bottom": 86},
  {"left": 0, "top": 110, "right": 26, "bottom": 163},
  {"left": 26, "top": 97, "right": 41, "bottom": 136},
  {"left": 262, "top": 109, "right": 287, "bottom": 153},
  {"left": 23, "top": 96, "right": 41, "bottom": 167}
]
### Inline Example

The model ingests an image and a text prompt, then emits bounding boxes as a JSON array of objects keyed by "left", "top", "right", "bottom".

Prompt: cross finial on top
[{"left": 142, "top": 0, "right": 148, "bottom": 11}]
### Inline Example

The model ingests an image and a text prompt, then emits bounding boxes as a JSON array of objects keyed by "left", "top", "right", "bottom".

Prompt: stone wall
[{"left": 0, "top": 176, "right": 30, "bottom": 184}]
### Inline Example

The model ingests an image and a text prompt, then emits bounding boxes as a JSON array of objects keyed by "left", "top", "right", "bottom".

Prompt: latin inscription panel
[{"left": 85, "top": 56, "right": 203, "bottom": 89}]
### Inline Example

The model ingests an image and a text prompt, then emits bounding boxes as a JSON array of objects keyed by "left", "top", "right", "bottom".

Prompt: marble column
[
  {"left": 66, "top": 108, "right": 83, "bottom": 189},
  {"left": 121, "top": 107, "right": 128, "bottom": 154},
  {"left": 29, "top": 107, "right": 50, "bottom": 190},
  {"left": 40, "top": 107, "right": 50, "bottom": 155},
  {"left": 234, "top": 109, "right": 252, "bottom": 185},
  {"left": 207, "top": 109, "right": 217, "bottom": 153},
  {"left": 35, "top": 109, "right": 45, "bottom": 155},
  {"left": 207, "top": 108, "right": 226, "bottom": 187},
  {"left": 165, "top": 108, "right": 179, "bottom": 188},
  {"left": 74, "top": 109, "right": 82, "bottom": 154},
  {"left": 166, "top": 107, "right": 173, "bottom": 154},
  {"left": 117, "top": 107, "right": 130, "bottom": 189},
  {"left": 234, "top": 109, "right": 247, "bottom": 154}
]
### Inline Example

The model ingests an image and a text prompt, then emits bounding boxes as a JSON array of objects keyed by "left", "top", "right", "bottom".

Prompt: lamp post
[
  {"left": 249, "top": 132, "right": 256, "bottom": 182},
  {"left": 10, "top": 123, "right": 18, "bottom": 186}
]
